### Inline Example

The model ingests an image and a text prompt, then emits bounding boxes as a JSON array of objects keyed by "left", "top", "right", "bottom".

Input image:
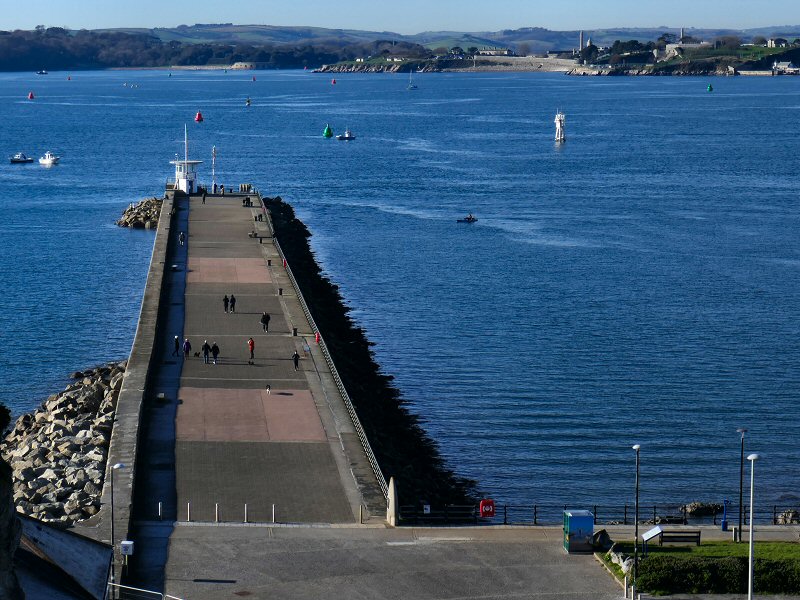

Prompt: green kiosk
[{"left": 563, "top": 510, "right": 594, "bottom": 553}]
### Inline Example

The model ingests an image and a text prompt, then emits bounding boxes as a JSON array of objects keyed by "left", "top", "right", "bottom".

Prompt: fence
[
  {"left": 398, "top": 503, "right": 800, "bottom": 526},
  {"left": 267, "top": 205, "right": 389, "bottom": 502}
]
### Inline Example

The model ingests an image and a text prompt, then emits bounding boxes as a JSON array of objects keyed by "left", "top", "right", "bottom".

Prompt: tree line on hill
[{"left": 0, "top": 27, "right": 430, "bottom": 71}]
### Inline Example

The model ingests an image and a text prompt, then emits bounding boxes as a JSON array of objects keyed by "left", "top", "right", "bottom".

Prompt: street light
[
  {"left": 737, "top": 428, "right": 748, "bottom": 542},
  {"left": 110, "top": 463, "right": 126, "bottom": 596},
  {"left": 747, "top": 453, "right": 759, "bottom": 600},
  {"left": 632, "top": 444, "right": 641, "bottom": 595}
]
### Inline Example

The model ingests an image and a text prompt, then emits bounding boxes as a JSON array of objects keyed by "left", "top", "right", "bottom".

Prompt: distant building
[
  {"left": 773, "top": 61, "right": 799, "bottom": 73},
  {"left": 478, "top": 47, "right": 512, "bottom": 56},
  {"left": 768, "top": 38, "right": 789, "bottom": 48}
]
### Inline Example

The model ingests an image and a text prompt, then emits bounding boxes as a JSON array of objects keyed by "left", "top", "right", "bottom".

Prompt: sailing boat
[{"left": 407, "top": 69, "right": 418, "bottom": 90}]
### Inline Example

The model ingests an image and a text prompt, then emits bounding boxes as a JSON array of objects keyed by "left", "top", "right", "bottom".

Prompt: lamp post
[
  {"left": 737, "top": 428, "right": 747, "bottom": 542},
  {"left": 632, "top": 444, "right": 641, "bottom": 594},
  {"left": 110, "top": 463, "right": 125, "bottom": 596},
  {"left": 747, "top": 453, "right": 759, "bottom": 600}
]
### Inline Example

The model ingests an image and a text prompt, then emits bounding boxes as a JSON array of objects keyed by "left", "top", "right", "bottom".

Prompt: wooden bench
[{"left": 659, "top": 530, "right": 701, "bottom": 546}]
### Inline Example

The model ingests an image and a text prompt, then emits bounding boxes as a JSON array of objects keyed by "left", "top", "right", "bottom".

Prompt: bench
[{"left": 659, "top": 530, "right": 701, "bottom": 546}]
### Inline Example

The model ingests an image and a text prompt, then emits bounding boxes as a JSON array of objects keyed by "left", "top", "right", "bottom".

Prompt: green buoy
[
  {"left": 707, "top": 83, "right": 713, "bottom": 92},
  {"left": 323, "top": 123, "right": 333, "bottom": 138}
]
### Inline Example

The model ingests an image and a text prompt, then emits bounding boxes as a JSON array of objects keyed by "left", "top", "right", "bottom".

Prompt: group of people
[
  {"left": 171, "top": 300, "right": 302, "bottom": 371},
  {"left": 173, "top": 336, "right": 221, "bottom": 365}
]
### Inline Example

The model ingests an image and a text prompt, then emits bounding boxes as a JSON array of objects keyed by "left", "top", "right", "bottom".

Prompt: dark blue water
[{"left": 1, "top": 70, "right": 798, "bottom": 509}]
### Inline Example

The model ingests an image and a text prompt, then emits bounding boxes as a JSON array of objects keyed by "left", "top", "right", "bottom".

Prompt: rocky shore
[
  {"left": 116, "top": 197, "right": 162, "bottom": 229},
  {"left": 0, "top": 362, "right": 125, "bottom": 525}
]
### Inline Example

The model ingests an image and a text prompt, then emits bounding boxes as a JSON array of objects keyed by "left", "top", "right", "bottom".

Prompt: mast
[
  {"left": 184, "top": 124, "right": 188, "bottom": 163},
  {"left": 212, "top": 145, "right": 217, "bottom": 189}
]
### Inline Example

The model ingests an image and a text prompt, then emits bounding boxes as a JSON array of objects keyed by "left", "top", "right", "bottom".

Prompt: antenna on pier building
[{"left": 554, "top": 110, "right": 566, "bottom": 143}]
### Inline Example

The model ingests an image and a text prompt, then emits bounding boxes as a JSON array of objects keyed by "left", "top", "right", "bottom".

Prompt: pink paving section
[
  {"left": 176, "top": 387, "right": 326, "bottom": 442},
  {"left": 186, "top": 257, "right": 272, "bottom": 284}
]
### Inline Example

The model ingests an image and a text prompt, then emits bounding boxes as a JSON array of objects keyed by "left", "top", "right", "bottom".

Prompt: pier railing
[
  {"left": 267, "top": 207, "right": 389, "bottom": 502},
  {"left": 398, "top": 503, "right": 800, "bottom": 526}
]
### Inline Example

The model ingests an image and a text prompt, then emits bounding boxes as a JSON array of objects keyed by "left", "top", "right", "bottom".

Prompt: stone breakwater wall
[
  {"left": 117, "top": 197, "right": 162, "bottom": 229},
  {"left": 0, "top": 362, "right": 125, "bottom": 525}
]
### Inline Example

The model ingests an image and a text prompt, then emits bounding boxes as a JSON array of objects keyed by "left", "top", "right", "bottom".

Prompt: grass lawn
[{"left": 611, "top": 541, "right": 800, "bottom": 560}]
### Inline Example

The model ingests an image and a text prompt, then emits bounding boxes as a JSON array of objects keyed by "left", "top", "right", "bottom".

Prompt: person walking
[
  {"left": 260, "top": 312, "right": 270, "bottom": 333},
  {"left": 247, "top": 337, "right": 255, "bottom": 364},
  {"left": 292, "top": 350, "right": 300, "bottom": 371},
  {"left": 202, "top": 191, "right": 206, "bottom": 204},
  {"left": 223, "top": 295, "right": 229, "bottom": 313},
  {"left": 182, "top": 338, "right": 192, "bottom": 358},
  {"left": 201, "top": 340, "right": 211, "bottom": 364},
  {"left": 179, "top": 231, "right": 185, "bottom": 246},
  {"left": 172, "top": 335, "right": 180, "bottom": 356},
  {"left": 211, "top": 342, "right": 220, "bottom": 365},
  {"left": 229, "top": 294, "right": 236, "bottom": 313}
]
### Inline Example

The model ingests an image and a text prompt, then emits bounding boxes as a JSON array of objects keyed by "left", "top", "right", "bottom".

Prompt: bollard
[
  {"left": 267, "top": 259, "right": 271, "bottom": 266},
  {"left": 272, "top": 504, "right": 276, "bottom": 524},
  {"left": 259, "top": 237, "right": 262, "bottom": 244},
  {"left": 292, "top": 327, "right": 298, "bottom": 336},
  {"left": 158, "top": 501, "right": 162, "bottom": 521},
  {"left": 244, "top": 504, "right": 248, "bottom": 523},
  {"left": 624, "top": 577, "right": 628, "bottom": 598},
  {"left": 283, "top": 258, "right": 287, "bottom": 268},
  {"left": 360, "top": 505, "right": 364, "bottom": 524},
  {"left": 315, "top": 332, "right": 320, "bottom": 344},
  {"left": 215, "top": 503, "right": 219, "bottom": 523},
  {"left": 187, "top": 502, "right": 191, "bottom": 522},
  {"left": 278, "top": 288, "right": 283, "bottom": 296}
]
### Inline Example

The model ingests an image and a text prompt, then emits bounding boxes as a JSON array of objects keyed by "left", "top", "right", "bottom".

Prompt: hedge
[{"left": 638, "top": 556, "right": 800, "bottom": 595}]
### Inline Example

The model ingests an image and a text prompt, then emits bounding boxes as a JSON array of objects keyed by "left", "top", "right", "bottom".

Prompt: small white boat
[
  {"left": 336, "top": 128, "right": 356, "bottom": 141},
  {"left": 39, "top": 151, "right": 60, "bottom": 166},
  {"left": 9, "top": 152, "right": 34, "bottom": 164}
]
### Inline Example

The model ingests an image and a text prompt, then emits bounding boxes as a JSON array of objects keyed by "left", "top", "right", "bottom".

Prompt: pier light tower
[
  {"left": 554, "top": 110, "right": 566, "bottom": 143},
  {"left": 169, "top": 125, "right": 203, "bottom": 194}
]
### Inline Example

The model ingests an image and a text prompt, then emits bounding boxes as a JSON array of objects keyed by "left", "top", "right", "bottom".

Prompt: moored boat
[
  {"left": 457, "top": 214, "right": 478, "bottom": 223},
  {"left": 10, "top": 152, "right": 34, "bottom": 164},
  {"left": 336, "top": 128, "right": 356, "bottom": 141}
]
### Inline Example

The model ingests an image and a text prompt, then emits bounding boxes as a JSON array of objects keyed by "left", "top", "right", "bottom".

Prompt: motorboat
[
  {"left": 9, "top": 152, "right": 34, "bottom": 164},
  {"left": 36, "top": 70, "right": 48, "bottom": 75},
  {"left": 457, "top": 214, "right": 478, "bottom": 223},
  {"left": 336, "top": 128, "right": 356, "bottom": 141},
  {"left": 38, "top": 151, "right": 60, "bottom": 166}
]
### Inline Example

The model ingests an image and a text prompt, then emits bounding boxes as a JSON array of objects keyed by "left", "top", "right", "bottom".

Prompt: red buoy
[
  {"left": 331, "top": 78, "right": 336, "bottom": 85},
  {"left": 27, "top": 91, "right": 34, "bottom": 100},
  {"left": 67, "top": 75, "right": 71, "bottom": 80},
  {"left": 252, "top": 76, "right": 256, "bottom": 82},
  {"left": 194, "top": 111, "right": 204, "bottom": 123}
]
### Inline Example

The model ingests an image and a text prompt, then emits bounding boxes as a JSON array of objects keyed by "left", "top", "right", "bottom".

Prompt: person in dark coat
[
  {"left": 260, "top": 312, "right": 270, "bottom": 332},
  {"left": 211, "top": 342, "right": 220, "bottom": 365},
  {"left": 292, "top": 350, "right": 300, "bottom": 371},
  {"left": 172, "top": 335, "right": 180, "bottom": 356},
  {"left": 223, "top": 295, "right": 229, "bottom": 313},
  {"left": 182, "top": 338, "right": 192, "bottom": 358},
  {"left": 201, "top": 340, "right": 211, "bottom": 364},
  {"left": 229, "top": 294, "right": 236, "bottom": 313},
  {"left": 179, "top": 231, "right": 185, "bottom": 246}
]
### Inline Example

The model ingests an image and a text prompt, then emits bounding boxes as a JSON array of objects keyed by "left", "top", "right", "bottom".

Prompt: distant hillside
[{"left": 92, "top": 24, "right": 800, "bottom": 53}]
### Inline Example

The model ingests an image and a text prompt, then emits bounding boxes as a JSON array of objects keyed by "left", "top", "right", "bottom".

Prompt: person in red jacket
[{"left": 247, "top": 337, "right": 255, "bottom": 364}]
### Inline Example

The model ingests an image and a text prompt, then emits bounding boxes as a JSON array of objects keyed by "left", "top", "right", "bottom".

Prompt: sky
[{"left": 5, "top": 0, "right": 800, "bottom": 33}]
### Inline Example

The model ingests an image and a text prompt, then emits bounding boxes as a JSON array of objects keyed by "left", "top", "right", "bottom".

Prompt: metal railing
[
  {"left": 398, "top": 503, "right": 800, "bottom": 526},
  {"left": 108, "top": 583, "right": 184, "bottom": 600},
  {"left": 265, "top": 202, "right": 389, "bottom": 502}
]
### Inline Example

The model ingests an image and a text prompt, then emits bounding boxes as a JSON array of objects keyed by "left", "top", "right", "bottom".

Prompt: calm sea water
[{"left": 1, "top": 70, "right": 798, "bottom": 509}]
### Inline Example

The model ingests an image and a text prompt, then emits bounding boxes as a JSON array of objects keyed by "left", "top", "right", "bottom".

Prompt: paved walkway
[
  {"left": 173, "top": 194, "right": 380, "bottom": 524},
  {"left": 164, "top": 525, "right": 622, "bottom": 600}
]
